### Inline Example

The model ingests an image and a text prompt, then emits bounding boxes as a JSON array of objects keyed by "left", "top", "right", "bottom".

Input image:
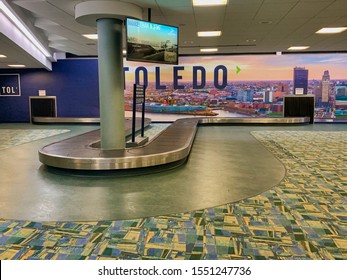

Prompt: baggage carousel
[{"left": 38, "top": 116, "right": 310, "bottom": 171}]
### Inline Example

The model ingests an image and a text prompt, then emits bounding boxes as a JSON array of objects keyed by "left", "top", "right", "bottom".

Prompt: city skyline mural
[
  {"left": 124, "top": 53, "right": 347, "bottom": 119},
  {"left": 125, "top": 53, "right": 347, "bottom": 82}
]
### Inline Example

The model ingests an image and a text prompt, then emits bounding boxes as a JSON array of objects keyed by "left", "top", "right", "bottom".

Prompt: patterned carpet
[
  {"left": 0, "top": 130, "right": 346, "bottom": 260},
  {"left": 0, "top": 129, "right": 70, "bottom": 150}
]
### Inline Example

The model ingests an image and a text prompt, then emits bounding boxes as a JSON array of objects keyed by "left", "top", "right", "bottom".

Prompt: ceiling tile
[
  {"left": 285, "top": 1, "right": 333, "bottom": 18},
  {"left": 1, "top": 0, "right": 347, "bottom": 62}
]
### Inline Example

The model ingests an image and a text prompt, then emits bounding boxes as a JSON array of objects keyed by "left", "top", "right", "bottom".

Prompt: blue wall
[{"left": 0, "top": 59, "right": 100, "bottom": 122}]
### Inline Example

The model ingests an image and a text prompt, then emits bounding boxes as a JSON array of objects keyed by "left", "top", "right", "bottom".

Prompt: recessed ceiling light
[
  {"left": 8, "top": 64, "right": 26, "bottom": 68},
  {"left": 198, "top": 31, "right": 222, "bottom": 37},
  {"left": 200, "top": 48, "right": 218, "bottom": 52},
  {"left": 83, "top": 34, "right": 98, "bottom": 40},
  {"left": 0, "top": 54, "right": 7, "bottom": 58},
  {"left": 287, "top": 46, "right": 310, "bottom": 51},
  {"left": 316, "top": 27, "right": 347, "bottom": 34},
  {"left": 193, "top": 0, "right": 227, "bottom": 6}
]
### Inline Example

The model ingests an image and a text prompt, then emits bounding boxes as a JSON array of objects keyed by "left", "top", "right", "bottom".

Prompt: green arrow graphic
[{"left": 236, "top": 65, "right": 241, "bottom": 74}]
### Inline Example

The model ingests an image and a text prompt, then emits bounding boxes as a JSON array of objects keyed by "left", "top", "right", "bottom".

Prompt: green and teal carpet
[{"left": 0, "top": 129, "right": 70, "bottom": 150}]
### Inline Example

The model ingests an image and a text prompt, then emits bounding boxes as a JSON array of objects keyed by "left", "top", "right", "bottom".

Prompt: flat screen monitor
[{"left": 126, "top": 18, "right": 179, "bottom": 65}]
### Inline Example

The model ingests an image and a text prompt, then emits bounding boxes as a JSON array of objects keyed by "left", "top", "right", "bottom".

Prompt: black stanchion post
[
  {"left": 132, "top": 84, "right": 145, "bottom": 142},
  {"left": 132, "top": 84, "right": 136, "bottom": 143},
  {"left": 141, "top": 86, "right": 145, "bottom": 137}
]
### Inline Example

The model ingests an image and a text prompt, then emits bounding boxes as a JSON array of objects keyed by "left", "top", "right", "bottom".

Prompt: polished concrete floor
[{"left": 0, "top": 123, "right": 286, "bottom": 221}]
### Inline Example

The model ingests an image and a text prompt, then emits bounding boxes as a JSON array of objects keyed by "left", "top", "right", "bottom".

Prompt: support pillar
[
  {"left": 75, "top": 1, "right": 143, "bottom": 150},
  {"left": 97, "top": 18, "right": 125, "bottom": 149}
]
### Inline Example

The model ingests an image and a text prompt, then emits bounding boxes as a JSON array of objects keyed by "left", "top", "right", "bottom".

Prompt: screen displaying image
[{"left": 126, "top": 18, "right": 179, "bottom": 65}]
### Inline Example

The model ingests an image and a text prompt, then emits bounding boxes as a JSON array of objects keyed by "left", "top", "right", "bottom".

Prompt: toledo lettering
[
  {"left": 1, "top": 86, "right": 17, "bottom": 95},
  {"left": 124, "top": 65, "right": 230, "bottom": 90}
]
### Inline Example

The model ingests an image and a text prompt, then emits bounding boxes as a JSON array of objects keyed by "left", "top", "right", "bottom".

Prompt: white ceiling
[{"left": 1, "top": 0, "right": 347, "bottom": 68}]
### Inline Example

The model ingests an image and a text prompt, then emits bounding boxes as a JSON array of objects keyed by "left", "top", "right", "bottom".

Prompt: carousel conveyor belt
[{"left": 38, "top": 116, "right": 310, "bottom": 170}]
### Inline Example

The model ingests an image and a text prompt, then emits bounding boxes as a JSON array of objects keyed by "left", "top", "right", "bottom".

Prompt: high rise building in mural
[
  {"left": 335, "top": 84, "right": 347, "bottom": 117},
  {"left": 263, "top": 91, "right": 273, "bottom": 103},
  {"left": 321, "top": 70, "right": 330, "bottom": 103},
  {"left": 335, "top": 85, "right": 347, "bottom": 104},
  {"left": 322, "top": 70, "right": 330, "bottom": 81},
  {"left": 237, "top": 90, "right": 247, "bottom": 102},
  {"left": 293, "top": 67, "right": 308, "bottom": 94}
]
